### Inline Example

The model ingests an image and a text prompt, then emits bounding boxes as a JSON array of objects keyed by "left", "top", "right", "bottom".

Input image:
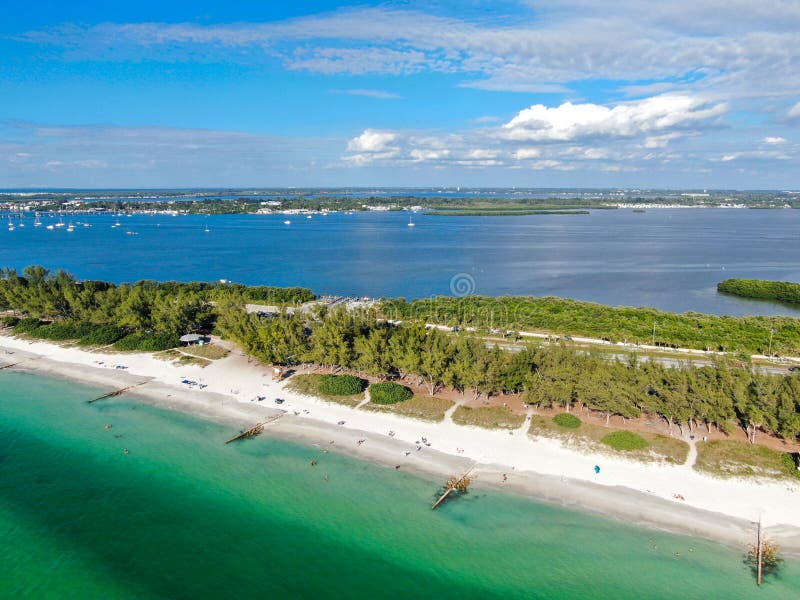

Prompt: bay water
[{"left": 2, "top": 209, "right": 800, "bottom": 316}]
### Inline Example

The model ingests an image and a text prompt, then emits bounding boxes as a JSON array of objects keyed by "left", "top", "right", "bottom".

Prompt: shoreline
[{"left": 2, "top": 333, "right": 800, "bottom": 555}]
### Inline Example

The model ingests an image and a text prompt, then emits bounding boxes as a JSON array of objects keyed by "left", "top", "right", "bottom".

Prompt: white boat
[
  {"left": 204, "top": 225, "right": 211, "bottom": 233},
  {"left": 55, "top": 216, "right": 65, "bottom": 228},
  {"left": 407, "top": 215, "right": 416, "bottom": 227},
  {"left": 66, "top": 222, "right": 75, "bottom": 232},
  {"left": 34, "top": 214, "right": 42, "bottom": 227},
  {"left": 46, "top": 225, "right": 54, "bottom": 230},
  {"left": 283, "top": 220, "right": 291, "bottom": 225}
]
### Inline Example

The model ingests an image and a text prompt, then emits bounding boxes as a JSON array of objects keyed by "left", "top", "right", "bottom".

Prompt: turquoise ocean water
[{"left": 1, "top": 370, "right": 799, "bottom": 599}]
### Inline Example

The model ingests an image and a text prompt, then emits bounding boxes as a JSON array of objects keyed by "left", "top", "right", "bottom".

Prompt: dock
[{"left": 225, "top": 414, "right": 283, "bottom": 444}]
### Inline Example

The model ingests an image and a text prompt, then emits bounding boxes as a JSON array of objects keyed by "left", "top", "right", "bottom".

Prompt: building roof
[{"left": 180, "top": 334, "right": 203, "bottom": 342}]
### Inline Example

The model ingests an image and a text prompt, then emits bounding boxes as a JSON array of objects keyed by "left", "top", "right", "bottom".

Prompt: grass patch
[
  {"left": 553, "top": 413, "right": 581, "bottom": 429},
  {"left": 176, "top": 355, "right": 211, "bottom": 368},
  {"left": 180, "top": 344, "right": 229, "bottom": 360},
  {"left": 529, "top": 415, "right": 688, "bottom": 464},
  {"left": 451, "top": 405, "right": 525, "bottom": 430},
  {"left": 362, "top": 395, "right": 453, "bottom": 422},
  {"left": 285, "top": 373, "right": 365, "bottom": 407},
  {"left": 601, "top": 431, "right": 649, "bottom": 451},
  {"left": 694, "top": 440, "right": 800, "bottom": 481}
]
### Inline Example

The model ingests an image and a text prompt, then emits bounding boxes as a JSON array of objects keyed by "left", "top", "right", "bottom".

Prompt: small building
[{"left": 180, "top": 334, "right": 208, "bottom": 346}]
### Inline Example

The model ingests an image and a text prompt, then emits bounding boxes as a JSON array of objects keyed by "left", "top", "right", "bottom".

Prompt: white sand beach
[{"left": 2, "top": 332, "right": 799, "bottom": 554}]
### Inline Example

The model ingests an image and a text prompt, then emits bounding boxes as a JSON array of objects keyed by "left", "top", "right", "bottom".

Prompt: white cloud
[
  {"left": 788, "top": 102, "right": 800, "bottom": 118},
  {"left": 18, "top": 4, "right": 800, "bottom": 100},
  {"left": 642, "top": 133, "right": 681, "bottom": 148},
  {"left": 346, "top": 129, "right": 397, "bottom": 153},
  {"left": 513, "top": 148, "right": 541, "bottom": 160},
  {"left": 410, "top": 148, "right": 450, "bottom": 161},
  {"left": 330, "top": 89, "right": 401, "bottom": 99},
  {"left": 763, "top": 136, "right": 786, "bottom": 144},
  {"left": 503, "top": 95, "right": 726, "bottom": 142}
]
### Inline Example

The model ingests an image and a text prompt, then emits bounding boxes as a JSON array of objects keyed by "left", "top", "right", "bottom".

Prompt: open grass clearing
[
  {"left": 362, "top": 395, "right": 453, "bottom": 422},
  {"left": 179, "top": 344, "right": 229, "bottom": 360},
  {"left": 452, "top": 405, "right": 525, "bottom": 430},
  {"left": 694, "top": 440, "right": 799, "bottom": 481},
  {"left": 528, "top": 414, "right": 689, "bottom": 465}
]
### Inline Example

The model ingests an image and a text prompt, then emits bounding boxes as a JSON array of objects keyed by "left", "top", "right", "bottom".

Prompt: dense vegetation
[
  {"left": 215, "top": 301, "right": 800, "bottom": 444},
  {"left": 318, "top": 374, "right": 366, "bottom": 396},
  {"left": 381, "top": 296, "right": 800, "bottom": 355},
  {"left": 0, "top": 266, "right": 311, "bottom": 351},
  {"left": 3, "top": 267, "right": 799, "bottom": 446},
  {"left": 718, "top": 279, "right": 800, "bottom": 306},
  {"left": 369, "top": 382, "right": 413, "bottom": 405}
]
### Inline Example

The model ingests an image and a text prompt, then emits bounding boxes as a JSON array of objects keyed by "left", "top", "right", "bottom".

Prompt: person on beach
[{"left": 594, "top": 465, "right": 600, "bottom": 474}]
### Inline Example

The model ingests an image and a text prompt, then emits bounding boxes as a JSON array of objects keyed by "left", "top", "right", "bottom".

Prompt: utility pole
[{"left": 768, "top": 329, "right": 775, "bottom": 358}]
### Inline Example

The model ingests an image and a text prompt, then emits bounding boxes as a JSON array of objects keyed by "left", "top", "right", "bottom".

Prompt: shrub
[
  {"left": 369, "top": 382, "right": 413, "bottom": 405},
  {"left": 13, "top": 317, "right": 43, "bottom": 334},
  {"left": 114, "top": 332, "right": 180, "bottom": 352},
  {"left": 318, "top": 374, "right": 366, "bottom": 396},
  {"left": 1, "top": 316, "right": 20, "bottom": 327},
  {"left": 78, "top": 326, "right": 127, "bottom": 346},
  {"left": 601, "top": 431, "right": 649, "bottom": 451},
  {"left": 30, "top": 322, "right": 93, "bottom": 341},
  {"left": 553, "top": 413, "right": 581, "bottom": 429}
]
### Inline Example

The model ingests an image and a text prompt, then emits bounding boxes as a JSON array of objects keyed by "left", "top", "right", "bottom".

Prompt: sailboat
[
  {"left": 34, "top": 214, "right": 42, "bottom": 227},
  {"left": 204, "top": 224, "right": 211, "bottom": 233},
  {"left": 407, "top": 214, "right": 416, "bottom": 227},
  {"left": 7, "top": 217, "right": 15, "bottom": 231},
  {"left": 66, "top": 221, "right": 75, "bottom": 232},
  {"left": 55, "top": 216, "right": 65, "bottom": 228}
]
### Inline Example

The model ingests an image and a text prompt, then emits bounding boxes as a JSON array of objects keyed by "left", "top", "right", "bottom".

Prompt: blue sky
[{"left": 1, "top": 0, "right": 799, "bottom": 188}]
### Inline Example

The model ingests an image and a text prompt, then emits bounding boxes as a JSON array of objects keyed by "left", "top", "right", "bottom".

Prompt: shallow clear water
[
  {"left": 2, "top": 209, "right": 800, "bottom": 316},
  {"left": 2, "top": 370, "right": 799, "bottom": 599}
]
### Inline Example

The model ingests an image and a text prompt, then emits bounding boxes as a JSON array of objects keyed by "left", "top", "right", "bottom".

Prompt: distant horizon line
[{"left": 1, "top": 187, "right": 797, "bottom": 193}]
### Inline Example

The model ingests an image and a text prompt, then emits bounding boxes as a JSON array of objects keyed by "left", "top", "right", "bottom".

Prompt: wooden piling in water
[
  {"left": 225, "top": 414, "right": 283, "bottom": 444},
  {"left": 88, "top": 383, "right": 146, "bottom": 403},
  {"left": 432, "top": 466, "right": 475, "bottom": 510},
  {"left": 757, "top": 518, "right": 763, "bottom": 586}
]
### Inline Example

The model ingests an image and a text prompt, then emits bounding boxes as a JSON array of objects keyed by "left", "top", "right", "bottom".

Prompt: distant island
[
  {"left": 1, "top": 188, "right": 799, "bottom": 216},
  {"left": 718, "top": 279, "right": 800, "bottom": 306}
]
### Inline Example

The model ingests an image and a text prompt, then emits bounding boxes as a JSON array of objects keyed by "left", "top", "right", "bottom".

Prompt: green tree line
[
  {"left": 718, "top": 279, "right": 800, "bottom": 306},
  {"left": 215, "top": 301, "right": 800, "bottom": 443},
  {"left": 380, "top": 296, "right": 800, "bottom": 355},
  {"left": 0, "top": 266, "right": 313, "bottom": 347}
]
